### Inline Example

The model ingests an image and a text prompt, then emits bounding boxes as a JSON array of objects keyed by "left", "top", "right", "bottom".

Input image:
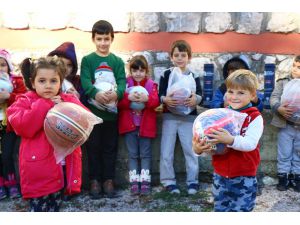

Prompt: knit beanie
[
  {"left": 0, "top": 49, "right": 14, "bottom": 73},
  {"left": 48, "top": 42, "right": 78, "bottom": 77}
]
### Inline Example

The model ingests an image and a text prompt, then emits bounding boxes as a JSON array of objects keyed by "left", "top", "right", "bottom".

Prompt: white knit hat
[{"left": 0, "top": 49, "right": 13, "bottom": 72}]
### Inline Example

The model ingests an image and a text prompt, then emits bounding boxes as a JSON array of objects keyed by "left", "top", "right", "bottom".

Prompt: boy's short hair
[
  {"left": 92, "top": 20, "right": 114, "bottom": 39},
  {"left": 170, "top": 40, "right": 192, "bottom": 58},
  {"left": 225, "top": 69, "right": 258, "bottom": 94},
  {"left": 294, "top": 55, "right": 300, "bottom": 63}
]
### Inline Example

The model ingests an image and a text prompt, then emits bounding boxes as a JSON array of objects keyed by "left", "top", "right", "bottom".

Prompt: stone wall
[{"left": 1, "top": 12, "right": 300, "bottom": 34}]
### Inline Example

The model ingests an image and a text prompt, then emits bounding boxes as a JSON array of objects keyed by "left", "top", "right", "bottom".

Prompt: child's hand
[
  {"left": 163, "top": 95, "right": 179, "bottom": 107},
  {"left": 50, "top": 95, "right": 62, "bottom": 104},
  {"left": 105, "top": 90, "right": 118, "bottom": 102},
  {"left": 137, "top": 93, "right": 148, "bottom": 103},
  {"left": 278, "top": 103, "right": 294, "bottom": 119},
  {"left": 184, "top": 93, "right": 197, "bottom": 107},
  {"left": 95, "top": 91, "right": 109, "bottom": 104},
  {"left": 192, "top": 136, "right": 213, "bottom": 155},
  {"left": 128, "top": 92, "right": 140, "bottom": 102},
  {"left": 66, "top": 87, "right": 80, "bottom": 98},
  {"left": 206, "top": 128, "right": 234, "bottom": 145}
]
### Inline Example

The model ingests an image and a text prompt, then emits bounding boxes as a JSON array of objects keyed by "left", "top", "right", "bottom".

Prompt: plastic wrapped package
[
  {"left": 44, "top": 102, "right": 103, "bottom": 163},
  {"left": 0, "top": 71, "right": 13, "bottom": 93},
  {"left": 281, "top": 79, "right": 300, "bottom": 124},
  {"left": 193, "top": 108, "right": 247, "bottom": 155},
  {"left": 166, "top": 67, "right": 196, "bottom": 115},
  {"left": 126, "top": 86, "right": 149, "bottom": 110},
  {"left": 88, "top": 78, "right": 118, "bottom": 113}
]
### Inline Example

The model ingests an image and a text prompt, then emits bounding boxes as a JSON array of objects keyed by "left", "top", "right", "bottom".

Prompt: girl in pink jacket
[{"left": 7, "top": 56, "right": 83, "bottom": 212}]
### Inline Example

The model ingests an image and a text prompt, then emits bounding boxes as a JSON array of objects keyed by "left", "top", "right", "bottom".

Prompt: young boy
[
  {"left": 270, "top": 55, "right": 300, "bottom": 192},
  {"left": 159, "top": 40, "right": 202, "bottom": 195},
  {"left": 80, "top": 20, "right": 126, "bottom": 199},
  {"left": 193, "top": 69, "right": 264, "bottom": 211},
  {"left": 210, "top": 56, "right": 263, "bottom": 112},
  {"left": 210, "top": 56, "right": 265, "bottom": 196}
]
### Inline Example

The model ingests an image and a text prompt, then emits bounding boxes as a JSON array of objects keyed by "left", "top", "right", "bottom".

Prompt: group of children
[{"left": 0, "top": 19, "right": 300, "bottom": 212}]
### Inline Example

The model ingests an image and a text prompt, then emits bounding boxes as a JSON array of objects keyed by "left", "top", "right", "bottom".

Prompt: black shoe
[
  {"left": 277, "top": 173, "right": 289, "bottom": 191},
  {"left": 89, "top": 180, "right": 101, "bottom": 199},
  {"left": 256, "top": 185, "right": 263, "bottom": 196},
  {"left": 289, "top": 174, "right": 300, "bottom": 192}
]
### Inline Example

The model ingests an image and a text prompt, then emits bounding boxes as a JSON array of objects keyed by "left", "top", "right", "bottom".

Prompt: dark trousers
[
  {"left": 86, "top": 120, "right": 118, "bottom": 182},
  {"left": 0, "top": 130, "right": 19, "bottom": 182}
]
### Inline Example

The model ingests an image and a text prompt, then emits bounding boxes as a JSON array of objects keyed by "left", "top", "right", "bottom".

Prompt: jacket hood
[
  {"left": 222, "top": 56, "right": 250, "bottom": 80},
  {"left": 48, "top": 42, "right": 78, "bottom": 79}
]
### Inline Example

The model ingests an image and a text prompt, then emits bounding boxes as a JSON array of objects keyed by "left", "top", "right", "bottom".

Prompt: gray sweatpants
[
  {"left": 159, "top": 113, "right": 199, "bottom": 186},
  {"left": 277, "top": 124, "right": 300, "bottom": 174}
]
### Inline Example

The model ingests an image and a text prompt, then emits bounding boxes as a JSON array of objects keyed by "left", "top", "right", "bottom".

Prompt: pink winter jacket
[{"left": 7, "top": 91, "right": 84, "bottom": 199}]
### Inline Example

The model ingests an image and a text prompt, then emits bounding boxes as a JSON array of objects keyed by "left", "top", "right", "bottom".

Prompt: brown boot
[
  {"left": 89, "top": 179, "right": 101, "bottom": 199},
  {"left": 103, "top": 179, "right": 115, "bottom": 198}
]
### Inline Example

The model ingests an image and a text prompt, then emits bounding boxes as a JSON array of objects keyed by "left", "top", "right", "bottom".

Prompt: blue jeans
[
  {"left": 212, "top": 173, "right": 257, "bottom": 212},
  {"left": 124, "top": 128, "right": 152, "bottom": 172}
]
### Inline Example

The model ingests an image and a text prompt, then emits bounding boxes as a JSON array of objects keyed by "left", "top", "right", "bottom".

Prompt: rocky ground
[{"left": 1, "top": 176, "right": 300, "bottom": 212}]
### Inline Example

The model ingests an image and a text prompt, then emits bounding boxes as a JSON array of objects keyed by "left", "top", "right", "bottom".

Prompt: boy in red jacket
[{"left": 193, "top": 69, "right": 264, "bottom": 212}]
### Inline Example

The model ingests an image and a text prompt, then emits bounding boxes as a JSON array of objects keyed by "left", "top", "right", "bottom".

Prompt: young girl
[
  {"left": 118, "top": 55, "right": 159, "bottom": 195},
  {"left": 193, "top": 69, "right": 264, "bottom": 211},
  {"left": 0, "top": 49, "right": 27, "bottom": 200},
  {"left": 48, "top": 42, "right": 85, "bottom": 102},
  {"left": 7, "top": 56, "right": 83, "bottom": 212}
]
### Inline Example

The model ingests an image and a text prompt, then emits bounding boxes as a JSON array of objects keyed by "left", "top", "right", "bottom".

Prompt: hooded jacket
[
  {"left": 7, "top": 91, "right": 84, "bottom": 198},
  {"left": 118, "top": 77, "right": 159, "bottom": 138},
  {"left": 48, "top": 42, "right": 84, "bottom": 98}
]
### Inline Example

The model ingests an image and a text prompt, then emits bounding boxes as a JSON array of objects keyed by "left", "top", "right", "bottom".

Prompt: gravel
[{"left": 1, "top": 177, "right": 300, "bottom": 212}]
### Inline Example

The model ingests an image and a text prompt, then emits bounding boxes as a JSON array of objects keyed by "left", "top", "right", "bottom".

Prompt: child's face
[
  {"left": 171, "top": 47, "right": 190, "bottom": 71},
  {"left": 291, "top": 61, "right": 300, "bottom": 79},
  {"left": 93, "top": 33, "right": 113, "bottom": 56},
  {"left": 32, "top": 68, "right": 61, "bottom": 99},
  {"left": 61, "top": 57, "right": 73, "bottom": 78},
  {"left": 131, "top": 68, "right": 146, "bottom": 82},
  {"left": 225, "top": 87, "right": 255, "bottom": 109},
  {"left": 0, "top": 58, "right": 9, "bottom": 73}
]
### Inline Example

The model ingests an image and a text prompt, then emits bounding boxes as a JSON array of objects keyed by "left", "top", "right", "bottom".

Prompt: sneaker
[
  {"left": 165, "top": 184, "right": 180, "bottom": 194},
  {"left": 187, "top": 183, "right": 199, "bottom": 195},
  {"left": 103, "top": 179, "right": 116, "bottom": 198},
  {"left": 89, "top": 180, "right": 101, "bottom": 199},
  {"left": 0, "top": 186, "right": 7, "bottom": 200},
  {"left": 8, "top": 185, "right": 21, "bottom": 199},
  {"left": 130, "top": 182, "right": 140, "bottom": 195},
  {"left": 277, "top": 173, "right": 289, "bottom": 191},
  {"left": 140, "top": 181, "right": 151, "bottom": 196}
]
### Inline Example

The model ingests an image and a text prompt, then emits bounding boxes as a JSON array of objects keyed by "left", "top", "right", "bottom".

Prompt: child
[
  {"left": 270, "top": 55, "right": 300, "bottom": 192},
  {"left": 80, "top": 20, "right": 126, "bottom": 199},
  {"left": 118, "top": 55, "right": 159, "bottom": 195},
  {"left": 210, "top": 56, "right": 265, "bottom": 196},
  {"left": 48, "top": 42, "right": 85, "bottom": 101},
  {"left": 210, "top": 56, "right": 263, "bottom": 112},
  {"left": 159, "top": 40, "right": 202, "bottom": 195},
  {"left": 193, "top": 69, "right": 264, "bottom": 212},
  {"left": 0, "top": 49, "right": 26, "bottom": 200},
  {"left": 7, "top": 56, "right": 82, "bottom": 212}
]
